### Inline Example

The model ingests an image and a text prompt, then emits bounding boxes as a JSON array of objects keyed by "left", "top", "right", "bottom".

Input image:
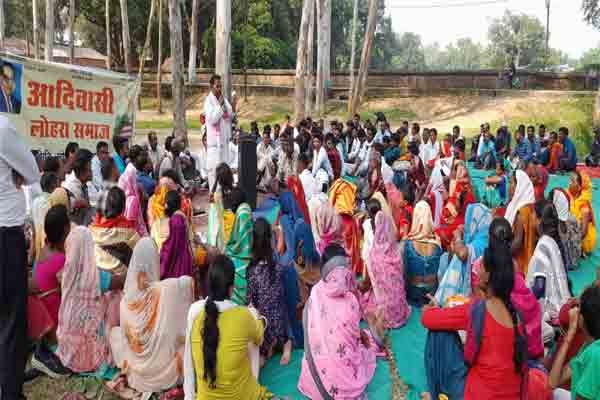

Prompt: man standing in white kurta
[{"left": 203, "top": 74, "right": 233, "bottom": 191}]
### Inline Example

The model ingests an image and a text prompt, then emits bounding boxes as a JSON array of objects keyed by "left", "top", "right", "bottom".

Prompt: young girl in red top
[{"left": 422, "top": 218, "right": 528, "bottom": 400}]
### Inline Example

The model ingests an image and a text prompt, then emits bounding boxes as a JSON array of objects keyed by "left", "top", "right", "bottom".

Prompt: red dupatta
[{"left": 287, "top": 176, "right": 311, "bottom": 225}]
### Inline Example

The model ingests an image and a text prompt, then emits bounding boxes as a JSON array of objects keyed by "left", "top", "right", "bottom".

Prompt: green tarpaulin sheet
[{"left": 259, "top": 166, "right": 599, "bottom": 399}]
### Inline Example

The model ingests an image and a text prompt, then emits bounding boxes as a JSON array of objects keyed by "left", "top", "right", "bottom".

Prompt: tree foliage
[
  {"left": 2, "top": 1, "right": 589, "bottom": 72},
  {"left": 487, "top": 10, "right": 547, "bottom": 69},
  {"left": 583, "top": 0, "right": 600, "bottom": 30}
]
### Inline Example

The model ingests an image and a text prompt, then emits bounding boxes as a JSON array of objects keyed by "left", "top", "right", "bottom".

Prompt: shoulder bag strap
[{"left": 303, "top": 299, "right": 334, "bottom": 400}]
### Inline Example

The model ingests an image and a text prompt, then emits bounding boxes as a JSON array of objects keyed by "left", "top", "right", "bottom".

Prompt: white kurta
[{"left": 203, "top": 92, "right": 233, "bottom": 190}]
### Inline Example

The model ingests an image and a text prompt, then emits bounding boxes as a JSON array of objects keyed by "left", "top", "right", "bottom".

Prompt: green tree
[
  {"left": 487, "top": 10, "right": 546, "bottom": 69},
  {"left": 445, "top": 38, "right": 484, "bottom": 70},
  {"left": 393, "top": 32, "right": 425, "bottom": 71},
  {"left": 578, "top": 46, "right": 600, "bottom": 70},
  {"left": 583, "top": 0, "right": 600, "bottom": 29}
]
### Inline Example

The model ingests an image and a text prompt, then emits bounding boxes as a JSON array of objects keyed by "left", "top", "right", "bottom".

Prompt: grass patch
[
  {"left": 363, "top": 106, "right": 417, "bottom": 122},
  {"left": 487, "top": 96, "right": 595, "bottom": 156},
  {"left": 136, "top": 119, "right": 203, "bottom": 130}
]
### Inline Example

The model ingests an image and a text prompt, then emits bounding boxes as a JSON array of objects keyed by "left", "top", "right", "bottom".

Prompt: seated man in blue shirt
[
  {"left": 527, "top": 125, "right": 541, "bottom": 161},
  {"left": 559, "top": 126, "right": 578, "bottom": 172},
  {"left": 511, "top": 129, "right": 532, "bottom": 166},
  {"left": 384, "top": 133, "right": 401, "bottom": 165},
  {"left": 475, "top": 131, "right": 496, "bottom": 169},
  {"left": 135, "top": 151, "right": 156, "bottom": 198}
]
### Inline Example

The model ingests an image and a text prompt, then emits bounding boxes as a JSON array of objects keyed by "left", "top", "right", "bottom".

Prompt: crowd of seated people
[{"left": 4, "top": 111, "right": 600, "bottom": 400}]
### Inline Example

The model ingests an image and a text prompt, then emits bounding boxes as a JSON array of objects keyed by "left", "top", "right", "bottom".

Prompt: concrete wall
[{"left": 140, "top": 68, "right": 599, "bottom": 98}]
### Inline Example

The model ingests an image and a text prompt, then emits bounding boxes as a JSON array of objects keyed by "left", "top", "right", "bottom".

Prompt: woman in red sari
[
  {"left": 325, "top": 133, "right": 342, "bottom": 181},
  {"left": 286, "top": 175, "right": 311, "bottom": 225},
  {"left": 448, "top": 161, "right": 475, "bottom": 205},
  {"left": 436, "top": 162, "right": 476, "bottom": 249}
]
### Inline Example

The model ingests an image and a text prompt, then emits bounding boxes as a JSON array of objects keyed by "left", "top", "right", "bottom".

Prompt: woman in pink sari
[
  {"left": 56, "top": 226, "right": 112, "bottom": 373},
  {"left": 118, "top": 163, "right": 148, "bottom": 237},
  {"left": 298, "top": 244, "right": 384, "bottom": 399},
  {"left": 362, "top": 212, "right": 411, "bottom": 329},
  {"left": 314, "top": 203, "right": 344, "bottom": 255}
]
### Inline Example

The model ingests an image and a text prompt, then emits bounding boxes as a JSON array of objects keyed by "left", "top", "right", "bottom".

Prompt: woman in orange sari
[
  {"left": 568, "top": 170, "right": 597, "bottom": 255},
  {"left": 505, "top": 170, "right": 537, "bottom": 274},
  {"left": 547, "top": 131, "right": 563, "bottom": 174},
  {"left": 328, "top": 178, "right": 363, "bottom": 274}
]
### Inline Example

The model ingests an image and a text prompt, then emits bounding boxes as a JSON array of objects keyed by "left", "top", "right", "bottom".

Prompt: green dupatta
[{"left": 225, "top": 203, "right": 253, "bottom": 305}]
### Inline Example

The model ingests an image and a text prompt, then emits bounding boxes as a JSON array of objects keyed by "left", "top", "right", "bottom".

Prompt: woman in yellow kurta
[
  {"left": 568, "top": 171, "right": 597, "bottom": 255},
  {"left": 183, "top": 255, "right": 271, "bottom": 400}
]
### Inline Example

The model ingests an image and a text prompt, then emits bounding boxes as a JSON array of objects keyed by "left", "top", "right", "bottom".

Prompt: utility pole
[{"left": 545, "top": 0, "right": 550, "bottom": 65}]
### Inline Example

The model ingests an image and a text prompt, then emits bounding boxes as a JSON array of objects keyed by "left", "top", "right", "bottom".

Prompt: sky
[{"left": 384, "top": 0, "right": 600, "bottom": 58}]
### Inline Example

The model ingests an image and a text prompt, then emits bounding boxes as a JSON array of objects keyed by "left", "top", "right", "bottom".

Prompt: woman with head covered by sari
[
  {"left": 505, "top": 170, "right": 537, "bottom": 274},
  {"left": 56, "top": 226, "right": 112, "bottom": 373},
  {"left": 110, "top": 237, "right": 194, "bottom": 393},
  {"left": 298, "top": 244, "right": 384, "bottom": 399},
  {"left": 435, "top": 203, "right": 492, "bottom": 306},
  {"left": 118, "top": 159, "right": 148, "bottom": 237},
  {"left": 568, "top": 170, "right": 597, "bottom": 256},
  {"left": 362, "top": 211, "right": 411, "bottom": 328},
  {"left": 550, "top": 188, "right": 581, "bottom": 271},
  {"left": 159, "top": 190, "right": 195, "bottom": 280},
  {"left": 90, "top": 187, "right": 139, "bottom": 292},
  {"left": 402, "top": 201, "right": 443, "bottom": 307}
]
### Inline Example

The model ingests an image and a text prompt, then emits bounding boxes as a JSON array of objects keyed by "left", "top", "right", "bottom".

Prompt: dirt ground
[{"left": 136, "top": 91, "right": 593, "bottom": 142}]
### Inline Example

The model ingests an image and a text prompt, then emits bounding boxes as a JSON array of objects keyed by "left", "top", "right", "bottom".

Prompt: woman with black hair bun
[
  {"left": 526, "top": 199, "right": 570, "bottom": 323},
  {"left": 184, "top": 255, "right": 272, "bottom": 400},
  {"left": 246, "top": 217, "right": 292, "bottom": 366},
  {"left": 422, "top": 233, "right": 529, "bottom": 399}
]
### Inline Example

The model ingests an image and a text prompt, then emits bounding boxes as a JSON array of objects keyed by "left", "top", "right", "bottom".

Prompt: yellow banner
[{"left": 0, "top": 53, "right": 136, "bottom": 153}]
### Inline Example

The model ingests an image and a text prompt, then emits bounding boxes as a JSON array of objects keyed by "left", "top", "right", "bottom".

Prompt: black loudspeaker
[{"left": 238, "top": 132, "right": 257, "bottom": 210}]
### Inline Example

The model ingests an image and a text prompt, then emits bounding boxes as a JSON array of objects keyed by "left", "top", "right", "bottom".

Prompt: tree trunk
[
  {"left": 215, "top": 0, "right": 232, "bottom": 101},
  {"left": 45, "top": 0, "right": 54, "bottom": 61},
  {"left": 350, "top": 0, "right": 376, "bottom": 116},
  {"left": 594, "top": 90, "right": 600, "bottom": 129},
  {"left": 120, "top": 0, "right": 131, "bottom": 74},
  {"left": 168, "top": 0, "right": 187, "bottom": 139},
  {"left": 157, "top": 0, "right": 163, "bottom": 113},
  {"left": 134, "top": 0, "right": 156, "bottom": 106},
  {"left": 188, "top": 0, "right": 199, "bottom": 83},
  {"left": 316, "top": 0, "right": 331, "bottom": 116},
  {"left": 32, "top": 0, "right": 40, "bottom": 59},
  {"left": 294, "top": 0, "right": 314, "bottom": 123},
  {"left": 304, "top": 0, "right": 315, "bottom": 117},
  {"left": 69, "top": 0, "right": 75, "bottom": 64},
  {"left": 105, "top": 0, "right": 111, "bottom": 69},
  {"left": 348, "top": 0, "right": 359, "bottom": 111},
  {"left": 0, "top": 0, "right": 4, "bottom": 51}
]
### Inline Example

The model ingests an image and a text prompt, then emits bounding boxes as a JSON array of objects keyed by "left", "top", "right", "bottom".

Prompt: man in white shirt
[
  {"left": 203, "top": 74, "right": 234, "bottom": 190},
  {"left": 89, "top": 141, "right": 110, "bottom": 205},
  {"left": 0, "top": 116, "right": 40, "bottom": 400},
  {"left": 353, "top": 126, "right": 377, "bottom": 176},
  {"left": 297, "top": 152, "right": 321, "bottom": 201},
  {"left": 420, "top": 128, "right": 441, "bottom": 168},
  {"left": 408, "top": 122, "right": 421, "bottom": 144},
  {"left": 257, "top": 129, "right": 276, "bottom": 191},
  {"left": 147, "top": 131, "right": 164, "bottom": 177},
  {"left": 62, "top": 149, "right": 95, "bottom": 226},
  {"left": 277, "top": 135, "right": 298, "bottom": 184}
]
